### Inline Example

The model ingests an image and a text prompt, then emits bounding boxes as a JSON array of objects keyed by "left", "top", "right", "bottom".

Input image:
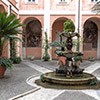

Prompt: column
[
  {"left": 42, "top": 0, "right": 52, "bottom": 60},
  {"left": 75, "top": 0, "right": 82, "bottom": 52},
  {"left": 8, "top": 4, "right": 12, "bottom": 58},
  {"left": 44, "top": 0, "right": 50, "bottom": 33}
]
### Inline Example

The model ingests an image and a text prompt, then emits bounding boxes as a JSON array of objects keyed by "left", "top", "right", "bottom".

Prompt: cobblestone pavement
[{"left": 1, "top": 60, "right": 100, "bottom": 100}]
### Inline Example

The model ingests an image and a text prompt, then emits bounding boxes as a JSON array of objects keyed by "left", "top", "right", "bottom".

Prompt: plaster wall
[
  {"left": 19, "top": 0, "right": 44, "bottom": 10},
  {"left": 82, "top": 0, "right": 95, "bottom": 11},
  {"left": 50, "top": 0, "right": 76, "bottom": 11},
  {"left": 9, "top": 0, "right": 16, "bottom": 7}
]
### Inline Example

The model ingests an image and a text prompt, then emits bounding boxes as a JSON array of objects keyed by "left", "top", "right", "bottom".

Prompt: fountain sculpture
[
  {"left": 40, "top": 19, "right": 97, "bottom": 85},
  {"left": 55, "top": 31, "right": 84, "bottom": 77}
]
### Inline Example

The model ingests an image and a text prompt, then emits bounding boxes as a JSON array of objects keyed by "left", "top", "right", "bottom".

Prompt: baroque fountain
[{"left": 40, "top": 19, "right": 97, "bottom": 86}]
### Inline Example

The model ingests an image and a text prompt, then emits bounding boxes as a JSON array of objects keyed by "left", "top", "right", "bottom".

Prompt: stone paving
[
  {"left": 0, "top": 63, "right": 41, "bottom": 100},
  {"left": 8, "top": 60, "right": 100, "bottom": 100},
  {"left": 1, "top": 60, "right": 100, "bottom": 100}
]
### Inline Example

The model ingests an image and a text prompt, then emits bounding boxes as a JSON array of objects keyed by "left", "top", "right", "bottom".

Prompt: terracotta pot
[
  {"left": 0, "top": 66, "right": 6, "bottom": 78},
  {"left": 58, "top": 56, "right": 66, "bottom": 65}
]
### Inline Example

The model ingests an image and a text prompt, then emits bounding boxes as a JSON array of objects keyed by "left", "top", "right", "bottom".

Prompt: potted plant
[
  {"left": 0, "top": 57, "right": 13, "bottom": 78},
  {"left": 0, "top": 12, "right": 23, "bottom": 77},
  {"left": 27, "top": 55, "right": 35, "bottom": 61},
  {"left": 88, "top": 56, "right": 95, "bottom": 62}
]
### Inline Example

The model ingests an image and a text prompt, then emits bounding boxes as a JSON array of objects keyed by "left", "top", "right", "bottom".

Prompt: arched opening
[
  {"left": 52, "top": 17, "right": 68, "bottom": 59},
  {"left": 23, "top": 18, "right": 42, "bottom": 59},
  {"left": 0, "top": 5, "right": 5, "bottom": 13},
  {"left": 26, "top": 20, "right": 42, "bottom": 47},
  {"left": 83, "top": 19, "right": 98, "bottom": 59}
]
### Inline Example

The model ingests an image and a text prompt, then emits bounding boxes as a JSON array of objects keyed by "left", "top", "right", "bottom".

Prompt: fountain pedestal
[{"left": 41, "top": 72, "right": 97, "bottom": 85}]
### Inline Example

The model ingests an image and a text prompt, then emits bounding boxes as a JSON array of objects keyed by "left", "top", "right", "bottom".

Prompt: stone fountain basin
[{"left": 41, "top": 72, "right": 97, "bottom": 85}]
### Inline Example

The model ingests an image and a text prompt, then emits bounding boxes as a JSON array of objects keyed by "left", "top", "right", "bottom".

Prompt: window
[
  {"left": 91, "top": 0, "right": 99, "bottom": 2},
  {"left": 57, "top": 0, "right": 69, "bottom": 4},
  {"left": 25, "top": 0, "right": 38, "bottom": 4},
  {"left": 28, "top": 0, "right": 35, "bottom": 2},
  {"left": 60, "top": 0, "right": 66, "bottom": 2}
]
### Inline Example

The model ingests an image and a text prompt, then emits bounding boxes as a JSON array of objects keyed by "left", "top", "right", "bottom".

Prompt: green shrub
[
  {"left": 64, "top": 19, "right": 75, "bottom": 32},
  {"left": 42, "top": 53, "right": 50, "bottom": 61},
  {"left": 42, "top": 32, "right": 50, "bottom": 61},
  {"left": 40, "top": 74, "right": 46, "bottom": 82},
  {"left": 10, "top": 57, "right": 22, "bottom": 64}
]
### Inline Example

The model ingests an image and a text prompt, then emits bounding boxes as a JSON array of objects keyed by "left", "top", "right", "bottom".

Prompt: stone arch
[
  {"left": 83, "top": 17, "right": 100, "bottom": 59},
  {"left": 0, "top": 5, "right": 5, "bottom": 13},
  {"left": 51, "top": 17, "right": 69, "bottom": 59},
  {"left": 22, "top": 17, "right": 42, "bottom": 59}
]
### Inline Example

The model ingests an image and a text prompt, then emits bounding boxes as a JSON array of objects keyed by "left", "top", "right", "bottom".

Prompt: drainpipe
[
  {"left": 8, "top": 2, "right": 12, "bottom": 15},
  {"left": 8, "top": 4, "right": 12, "bottom": 58},
  {"left": 77, "top": 0, "right": 80, "bottom": 52}
]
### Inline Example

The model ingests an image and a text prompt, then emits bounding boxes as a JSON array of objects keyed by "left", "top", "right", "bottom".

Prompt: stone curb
[{"left": 8, "top": 88, "right": 40, "bottom": 100}]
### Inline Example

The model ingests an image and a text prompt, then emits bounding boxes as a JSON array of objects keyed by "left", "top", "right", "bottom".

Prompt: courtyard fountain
[{"left": 40, "top": 19, "right": 97, "bottom": 86}]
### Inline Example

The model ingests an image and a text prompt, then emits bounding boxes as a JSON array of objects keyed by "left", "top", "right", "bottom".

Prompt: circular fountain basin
[{"left": 41, "top": 72, "right": 97, "bottom": 85}]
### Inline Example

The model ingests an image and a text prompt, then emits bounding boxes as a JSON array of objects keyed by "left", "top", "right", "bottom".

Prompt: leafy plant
[
  {"left": 64, "top": 19, "right": 75, "bottom": 32},
  {"left": 42, "top": 32, "right": 50, "bottom": 61},
  {"left": 50, "top": 41, "right": 66, "bottom": 48},
  {"left": 40, "top": 74, "right": 46, "bottom": 82},
  {"left": 10, "top": 57, "right": 22, "bottom": 64},
  {"left": 0, "top": 12, "right": 23, "bottom": 57},
  {"left": 9, "top": 35, "right": 22, "bottom": 58},
  {"left": 88, "top": 56, "right": 95, "bottom": 62},
  {"left": 27, "top": 55, "right": 34, "bottom": 61},
  {"left": 0, "top": 57, "right": 13, "bottom": 69},
  {"left": 0, "top": 12, "right": 22, "bottom": 77}
]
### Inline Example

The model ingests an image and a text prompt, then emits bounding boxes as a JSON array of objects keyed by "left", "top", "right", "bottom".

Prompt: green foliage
[
  {"left": 0, "top": 12, "right": 23, "bottom": 57},
  {"left": 74, "top": 52, "right": 83, "bottom": 62},
  {"left": 89, "top": 79, "right": 97, "bottom": 86},
  {"left": 9, "top": 35, "right": 22, "bottom": 58},
  {"left": 88, "top": 56, "right": 95, "bottom": 62},
  {"left": 10, "top": 57, "right": 22, "bottom": 64},
  {"left": 27, "top": 55, "right": 34, "bottom": 61},
  {"left": 42, "top": 53, "right": 50, "bottom": 61},
  {"left": 50, "top": 41, "right": 66, "bottom": 48},
  {"left": 0, "top": 57, "right": 13, "bottom": 69},
  {"left": 74, "top": 56, "right": 83, "bottom": 62},
  {"left": 64, "top": 19, "right": 75, "bottom": 32},
  {"left": 0, "top": 12, "right": 22, "bottom": 35},
  {"left": 50, "top": 41, "right": 66, "bottom": 56},
  {"left": 40, "top": 74, "right": 46, "bottom": 82},
  {"left": 42, "top": 32, "right": 50, "bottom": 61}
]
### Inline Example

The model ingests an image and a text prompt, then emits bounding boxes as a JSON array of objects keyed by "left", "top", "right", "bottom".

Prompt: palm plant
[
  {"left": 0, "top": 12, "right": 23, "bottom": 77},
  {"left": 0, "top": 12, "right": 23, "bottom": 57}
]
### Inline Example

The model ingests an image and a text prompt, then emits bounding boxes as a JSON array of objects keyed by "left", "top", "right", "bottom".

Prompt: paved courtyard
[{"left": 0, "top": 60, "right": 100, "bottom": 100}]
